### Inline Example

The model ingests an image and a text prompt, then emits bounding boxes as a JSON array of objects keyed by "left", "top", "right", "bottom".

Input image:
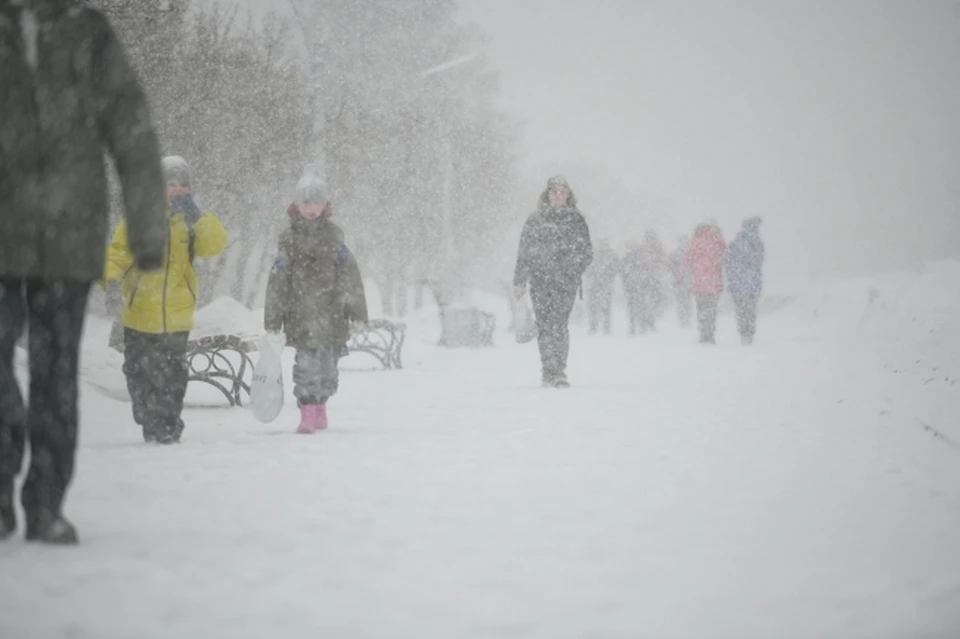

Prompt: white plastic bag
[
  {"left": 250, "top": 332, "right": 286, "bottom": 423},
  {"left": 513, "top": 295, "right": 538, "bottom": 344}
]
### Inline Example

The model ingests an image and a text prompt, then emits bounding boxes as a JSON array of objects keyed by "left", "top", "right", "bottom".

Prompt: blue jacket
[{"left": 725, "top": 229, "right": 764, "bottom": 296}]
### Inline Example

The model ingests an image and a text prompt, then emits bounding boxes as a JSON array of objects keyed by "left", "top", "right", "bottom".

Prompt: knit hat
[
  {"left": 161, "top": 155, "right": 191, "bottom": 187},
  {"left": 294, "top": 166, "right": 329, "bottom": 205}
]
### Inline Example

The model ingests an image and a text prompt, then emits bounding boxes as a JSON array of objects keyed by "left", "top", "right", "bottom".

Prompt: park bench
[
  {"left": 181, "top": 319, "right": 406, "bottom": 406},
  {"left": 422, "top": 278, "right": 496, "bottom": 347}
]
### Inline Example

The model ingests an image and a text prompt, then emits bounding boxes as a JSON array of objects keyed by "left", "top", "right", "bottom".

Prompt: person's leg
[
  {"left": 602, "top": 294, "right": 613, "bottom": 335},
  {"left": 678, "top": 286, "right": 692, "bottom": 327},
  {"left": 530, "top": 284, "right": 560, "bottom": 383},
  {"left": 553, "top": 285, "right": 578, "bottom": 380},
  {"left": 0, "top": 278, "right": 27, "bottom": 537},
  {"left": 627, "top": 293, "right": 639, "bottom": 335},
  {"left": 123, "top": 328, "right": 160, "bottom": 442},
  {"left": 733, "top": 293, "right": 747, "bottom": 339},
  {"left": 696, "top": 295, "right": 710, "bottom": 342},
  {"left": 20, "top": 278, "right": 90, "bottom": 543},
  {"left": 153, "top": 332, "right": 189, "bottom": 443},
  {"left": 313, "top": 346, "right": 340, "bottom": 429},
  {"left": 743, "top": 294, "right": 759, "bottom": 344},
  {"left": 703, "top": 294, "right": 719, "bottom": 343},
  {"left": 587, "top": 299, "right": 599, "bottom": 334},
  {"left": 292, "top": 347, "right": 339, "bottom": 432}
]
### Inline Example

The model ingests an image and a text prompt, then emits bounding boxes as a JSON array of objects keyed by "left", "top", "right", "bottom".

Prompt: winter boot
[
  {"left": 315, "top": 404, "right": 328, "bottom": 430},
  {"left": 155, "top": 425, "right": 180, "bottom": 445},
  {"left": 296, "top": 405, "right": 318, "bottom": 434},
  {"left": 553, "top": 373, "right": 570, "bottom": 389},
  {"left": 141, "top": 424, "right": 156, "bottom": 443},
  {"left": 26, "top": 511, "right": 79, "bottom": 545}
]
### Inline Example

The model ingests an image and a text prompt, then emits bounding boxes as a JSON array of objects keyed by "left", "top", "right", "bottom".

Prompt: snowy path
[{"left": 2, "top": 318, "right": 959, "bottom": 638}]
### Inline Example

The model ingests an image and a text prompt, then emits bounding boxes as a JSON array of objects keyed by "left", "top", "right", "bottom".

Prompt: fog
[
  {"left": 221, "top": 0, "right": 960, "bottom": 293},
  {"left": 458, "top": 0, "right": 960, "bottom": 291}
]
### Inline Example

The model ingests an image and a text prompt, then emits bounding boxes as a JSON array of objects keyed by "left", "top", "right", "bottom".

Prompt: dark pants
[
  {"left": 732, "top": 292, "right": 759, "bottom": 343},
  {"left": 123, "top": 328, "right": 189, "bottom": 443},
  {"left": 587, "top": 292, "right": 613, "bottom": 334},
  {"left": 293, "top": 346, "right": 340, "bottom": 405},
  {"left": 530, "top": 279, "right": 578, "bottom": 382},
  {"left": 695, "top": 294, "right": 720, "bottom": 343},
  {"left": 0, "top": 277, "right": 90, "bottom": 529},
  {"left": 675, "top": 282, "right": 692, "bottom": 327},
  {"left": 626, "top": 292, "right": 640, "bottom": 334}
]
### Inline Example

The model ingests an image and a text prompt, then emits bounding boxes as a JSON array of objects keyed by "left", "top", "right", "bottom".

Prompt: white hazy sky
[{"left": 219, "top": 1, "right": 960, "bottom": 290}]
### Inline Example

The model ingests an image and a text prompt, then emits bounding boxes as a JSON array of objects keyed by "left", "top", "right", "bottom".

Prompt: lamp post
[
  {"left": 288, "top": 0, "right": 327, "bottom": 188},
  {"left": 418, "top": 52, "right": 482, "bottom": 303}
]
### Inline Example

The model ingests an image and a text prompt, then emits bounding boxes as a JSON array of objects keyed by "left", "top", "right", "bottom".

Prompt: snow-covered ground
[{"left": 2, "top": 262, "right": 959, "bottom": 639}]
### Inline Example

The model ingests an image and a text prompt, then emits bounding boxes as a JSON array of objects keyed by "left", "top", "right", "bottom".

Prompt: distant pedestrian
[
  {"left": 683, "top": 220, "right": 726, "bottom": 344},
  {"left": 513, "top": 176, "right": 593, "bottom": 387},
  {"left": 725, "top": 217, "right": 765, "bottom": 345}
]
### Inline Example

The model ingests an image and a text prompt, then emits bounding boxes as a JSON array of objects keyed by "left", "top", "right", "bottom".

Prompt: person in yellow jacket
[{"left": 105, "top": 156, "right": 227, "bottom": 443}]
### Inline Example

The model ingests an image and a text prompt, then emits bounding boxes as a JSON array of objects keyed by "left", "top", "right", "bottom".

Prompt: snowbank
[
  {"left": 776, "top": 260, "right": 959, "bottom": 371},
  {"left": 772, "top": 260, "right": 960, "bottom": 441},
  {"left": 193, "top": 296, "right": 263, "bottom": 339}
]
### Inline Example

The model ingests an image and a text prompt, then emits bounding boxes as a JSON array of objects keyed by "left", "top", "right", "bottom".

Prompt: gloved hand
[
  {"left": 168, "top": 194, "right": 202, "bottom": 225},
  {"left": 513, "top": 285, "right": 526, "bottom": 300},
  {"left": 135, "top": 250, "right": 164, "bottom": 272},
  {"left": 350, "top": 319, "right": 367, "bottom": 335}
]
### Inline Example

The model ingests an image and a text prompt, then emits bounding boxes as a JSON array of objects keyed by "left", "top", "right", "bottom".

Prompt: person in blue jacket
[{"left": 725, "top": 217, "right": 765, "bottom": 345}]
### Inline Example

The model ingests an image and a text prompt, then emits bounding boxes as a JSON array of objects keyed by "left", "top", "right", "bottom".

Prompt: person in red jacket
[{"left": 682, "top": 220, "right": 726, "bottom": 344}]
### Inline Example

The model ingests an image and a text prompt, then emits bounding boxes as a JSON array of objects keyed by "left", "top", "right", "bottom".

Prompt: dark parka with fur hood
[
  {"left": 264, "top": 207, "right": 367, "bottom": 349},
  {"left": 513, "top": 181, "right": 593, "bottom": 291}
]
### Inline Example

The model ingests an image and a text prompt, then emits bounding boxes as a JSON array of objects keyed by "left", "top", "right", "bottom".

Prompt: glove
[
  {"left": 169, "top": 194, "right": 202, "bottom": 225},
  {"left": 513, "top": 285, "right": 526, "bottom": 300},
  {"left": 135, "top": 250, "right": 164, "bottom": 272},
  {"left": 350, "top": 319, "right": 367, "bottom": 335}
]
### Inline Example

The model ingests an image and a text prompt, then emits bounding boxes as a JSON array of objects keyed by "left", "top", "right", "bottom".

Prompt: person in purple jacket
[{"left": 725, "top": 217, "right": 765, "bottom": 345}]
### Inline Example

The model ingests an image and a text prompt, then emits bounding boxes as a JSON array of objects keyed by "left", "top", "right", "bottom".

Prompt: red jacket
[{"left": 683, "top": 225, "right": 726, "bottom": 295}]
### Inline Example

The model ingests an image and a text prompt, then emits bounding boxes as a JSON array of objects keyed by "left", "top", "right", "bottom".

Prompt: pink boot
[
  {"left": 315, "top": 404, "right": 328, "bottom": 430},
  {"left": 296, "top": 405, "right": 317, "bottom": 434}
]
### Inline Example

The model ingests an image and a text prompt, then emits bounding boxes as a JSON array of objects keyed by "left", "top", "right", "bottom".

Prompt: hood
[{"left": 537, "top": 188, "right": 579, "bottom": 212}]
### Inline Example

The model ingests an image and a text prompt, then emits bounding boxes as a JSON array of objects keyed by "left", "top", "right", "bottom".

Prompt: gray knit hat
[
  {"left": 294, "top": 165, "right": 329, "bottom": 205},
  {"left": 161, "top": 155, "right": 191, "bottom": 187}
]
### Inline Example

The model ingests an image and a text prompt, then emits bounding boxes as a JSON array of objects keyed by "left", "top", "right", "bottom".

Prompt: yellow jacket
[{"left": 105, "top": 212, "right": 228, "bottom": 334}]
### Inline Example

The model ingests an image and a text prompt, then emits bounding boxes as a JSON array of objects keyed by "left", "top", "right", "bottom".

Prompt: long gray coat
[{"left": 0, "top": 0, "right": 167, "bottom": 280}]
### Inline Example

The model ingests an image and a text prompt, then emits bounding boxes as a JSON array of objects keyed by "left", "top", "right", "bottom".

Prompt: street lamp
[
  {"left": 418, "top": 52, "right": 483, "bottom": 302},
  {"left": 288, "top": 0, "right": 327, "bottom": 189}
]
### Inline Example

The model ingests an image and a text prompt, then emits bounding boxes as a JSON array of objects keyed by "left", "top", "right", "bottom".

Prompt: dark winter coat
[
  {"left": 586, "top": 244, "right": 620, "bottom": 299},
  {"left": 264, "top": 214, "right": 368, "bottom": 349},
  {"left": 513, "top": 191, "right": 593, "bottom": 291},
  {"left": 725, "top": 225, "right": 765, "bottom": 297},
  {"left": 621, "top": 247, "right": 650, "bottom": 296},
  {"left": 668, "top": 243, "right": 689, "bottom": 286},
  {"left": 0, "top": 0, "right": 167, "bottom": 280}
]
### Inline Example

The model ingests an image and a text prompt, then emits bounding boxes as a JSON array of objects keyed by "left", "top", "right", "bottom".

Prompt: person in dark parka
[
  {"left": 585, "top": 238, "right": 619, "bottom": 335},
  {"left": 264, "top": 172, "right": 368, "bottom": 433},
  {"left": 513, "top": 176, "right": 593, "bottom": 387},
  {"left": 0, "top": 0, "right": 168, "bottom": 544}
]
